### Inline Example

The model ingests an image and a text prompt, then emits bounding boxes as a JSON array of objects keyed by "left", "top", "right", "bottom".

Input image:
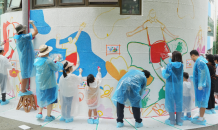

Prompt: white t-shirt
[
  {"left": 216, "top": 66, "right": 218, "bottom": 75},
  {"left": 183, "top": 81, "right": 192, "bottom": 97}
]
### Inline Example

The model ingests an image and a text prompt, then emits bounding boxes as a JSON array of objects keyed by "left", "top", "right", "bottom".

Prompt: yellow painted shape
[
  {"left": 93, "top": 8, "right": 130, "bottom": 39},
  {"left": 106, "top": 61, "right": 127, "bottom": 81},
  {"left": 97, "top": 110, "right": 103, "bottom": 117},
  {"left": 146, "top": 76, "right": 154, "bottom": 86}
]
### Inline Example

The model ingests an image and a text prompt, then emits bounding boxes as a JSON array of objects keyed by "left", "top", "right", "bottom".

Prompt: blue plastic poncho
[
  {"left": 193, "top": 56, "right": 211, "bottom": 108},
  {"left": 34, "top": 57, "right": 63, "bottom": 108},
  {"left": 111, "top": 70, "right": 147, "bottom": 108},
  {"left": 14, "top": 33, "right": 35, "bottom": 79},
  {"left": 162, "top": 62, "right": 183, "bottom": 112}
]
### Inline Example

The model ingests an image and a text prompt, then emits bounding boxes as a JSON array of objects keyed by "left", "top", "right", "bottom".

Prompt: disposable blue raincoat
[
  {"left": 162, "top": 62, "right": 183, "bottom": 112},
  {"left": 34, "top": 57, "right": 63, "bottom": 108},
  {"left": 14, "top": 33, "right": 35, "bottom": 79},
  {"left": 112, "top": 70, "right": 147, "bottom": 108},
  {"left": 193, "top": 56, "right": 211, "bottom": 108}
]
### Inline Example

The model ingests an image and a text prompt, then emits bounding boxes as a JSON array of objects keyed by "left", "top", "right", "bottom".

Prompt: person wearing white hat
[
  {"left": 34, "top": 45, "right": 63, "bottom": 122},
  {"left": 14, "top": 21, "right": 38, "bottom": 96},
  {"left": 0, "top": 46, "right": 12, "bottom": 105},
  {"left": 59, "top": 61, "right": 83, "bottom": 123}
]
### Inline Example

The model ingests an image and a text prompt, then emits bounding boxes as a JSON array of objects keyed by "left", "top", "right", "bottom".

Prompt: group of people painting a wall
[{"left": 0, "top": 19, "right": 217, "bottom": 128}]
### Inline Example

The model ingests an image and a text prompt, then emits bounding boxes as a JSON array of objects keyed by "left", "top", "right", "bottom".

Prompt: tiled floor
[{"left": 0, "top": 97, "right": 218, "bottom": 130}]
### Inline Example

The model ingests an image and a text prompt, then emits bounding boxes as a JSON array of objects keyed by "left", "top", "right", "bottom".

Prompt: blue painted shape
[
  {"left": 45, "top": 31, "right": 107, "bottom": 83},
  {"left": 208, "top": 2, "right": 211, "bottom": 17},
  {"left": 207, "top": 36, "right": 210, "bottom": 50},
  {"left": 100, "top": 86, "right": 103, "bottom": 90},
  {"left": 30, "top": 10, "right": 51, "bottom": 35}
]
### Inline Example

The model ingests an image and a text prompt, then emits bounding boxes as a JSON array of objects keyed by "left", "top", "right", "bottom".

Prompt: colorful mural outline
[
  {"left": 126, "top": 9, "right": 188, "bottom": 108},
  {"left": 193, "top": 26, "right": 205, "bottom": 54},
  {"left": 177, "top": 0, "right": 195, "bottom": 19}
]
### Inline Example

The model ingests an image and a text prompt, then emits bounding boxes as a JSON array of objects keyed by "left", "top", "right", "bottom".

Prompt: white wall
[{"left": 1, "top": 0, "right": 208, "bottom": 118}]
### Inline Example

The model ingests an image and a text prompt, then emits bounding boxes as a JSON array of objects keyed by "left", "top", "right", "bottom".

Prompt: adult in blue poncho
[
  {"left": 112, "top": 69, "right": 150, "bottom": 128},
  {"left": 34, "top": 45, "right": 63, "bottom": 122},
  {"left": 161, "top": 51, "right": 184, "bottom": 126},
  {"left": 14, "top": 21, "right": 38, "bottom": 96},
  {"left": 190, "top": 50, "right": 211, "bottom": 126}
]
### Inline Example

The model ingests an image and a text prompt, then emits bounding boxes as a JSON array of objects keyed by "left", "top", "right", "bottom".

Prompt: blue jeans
[
  {"left": 62, "top": 96, "right": 73, "bottom": 119},
  {"left": 182, "top": 112, "right": 191, "bottom": 118},
  {"left": 169, "top": 112, "right": 183, "bottom": 125}
]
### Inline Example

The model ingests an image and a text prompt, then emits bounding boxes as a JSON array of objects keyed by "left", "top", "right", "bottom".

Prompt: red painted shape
[
  {"left": 65, "top": 52, "right": 77, "bottom": 65},
  {"left": 150, "top": 40, "right": 170, "bottom": 63}
]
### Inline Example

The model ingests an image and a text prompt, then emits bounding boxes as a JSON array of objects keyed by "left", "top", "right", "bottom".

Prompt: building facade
[{"left": 0, "top": 0, "right": 209, "bottom": 118}]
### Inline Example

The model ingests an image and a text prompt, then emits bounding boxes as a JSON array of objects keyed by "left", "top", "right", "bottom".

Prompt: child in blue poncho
[
  {"left": 112, "top": 69, "right": 150, "bottom": 128},
  {"left": 161, "top": 51, "right": 184, "bottom": 126},
  {"left": 34, "top": 45, "right": 63, "bottom": 122}
]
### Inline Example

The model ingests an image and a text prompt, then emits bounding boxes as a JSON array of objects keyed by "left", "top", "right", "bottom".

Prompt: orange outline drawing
[
  {"left": 177, "top": 0, "right": 195, "bottom": 19},
  {"left": 93, "top": 8, "right": 130, "bottom": 39}
]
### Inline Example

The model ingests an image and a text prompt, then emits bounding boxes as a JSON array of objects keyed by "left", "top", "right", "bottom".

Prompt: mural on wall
[
  {"left": 106, "top": 45, "right": 121, "bottom": 56},
  {"left": 126, "top": 9, "right": 188, "bottom": 108},
  {"left": 186, "top": 59, "right": 193, "bottom": 68},
  {"left": 30, "top": 10, "right": 51, "bottom": 35},
  {"left": 46, "top": 22, "right": 107, "bottom": 81},
  {"left": 193, "top": 26, "right": 205, "bottom": 54},
  {"left": 2, "top": 0, "right": 208, "bottom": 118},
  {"left": 93, "top": 8, "right": 130, "bottom": 39},
  {"left": 3, "top": 18, "right": 19, "bottom": 58},
  {"left": 177, "top": 0, "right": 195, "bottom": 19}
]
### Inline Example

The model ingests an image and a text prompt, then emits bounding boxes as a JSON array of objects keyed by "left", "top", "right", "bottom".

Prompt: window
[
  {"left": 88, "top": 0, "right": 118, "bottom": 6},
  {"left": 120, "top": 0, "right": 141, "bottom": 15},
  {"left": 9, "top": 0, "right": 22, "bottom": 8},
  {"left": 59, "top": 0, "right": 85, "bottom": 5},
  {"left": 33, "top": 0, "right": 55, "bottom": 7}
]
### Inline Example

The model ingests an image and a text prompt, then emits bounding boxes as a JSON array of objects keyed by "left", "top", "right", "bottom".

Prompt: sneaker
[
  {"left": 211, "top": 109, "right": 216, "bottom": 114},
  {"left": 1, "top": 100, "right": 9, "bottom": 105},
  {"left": 193, "top": 116, "right": 199, "bottom": 119},
  {"left": 59, "top": 117, "right": 65, "bottom": 121},
  {"left": 93, "top": 119, "right": 99, "bottom": 124},
  {"left": 181, "top": 116, "right": 188, "bottom": 121},
  {"left": 36, "top": 114, "right": 43, "bottom": 119},
  {"left": 191, "top": 118, "right": 206, "bottom": 126},
  {"left": 215, "top": 106, "right": 218, "bottom": 110},
  {"left": 187, "top": 117, "right": 192, "bottom": 121},
  {"left": 116, "top": 122, "right": 124, "bottom": 128},
  {"left": 44, "top": 115, "right": 55, "bottom": 122},
  {"left": 18, "top": 90, "right": 33, "bottom": 97},
  {"left": 87, "top": 119, "right": 94, "bottom": 124},
  {"left": 65, "top": 118, "right": 74, "bottom": 123},
  {"left": 205, "top": 109, "right": 213, "bottom": 114},
  {"left": 135, "top": 122, "right": 143, "bottom": 128},
  {"left": 165, "top": 119, "right": 174, "bottom": 126},
  {"left": 176, "top": 122, "right": 183, "bottom": 126}
]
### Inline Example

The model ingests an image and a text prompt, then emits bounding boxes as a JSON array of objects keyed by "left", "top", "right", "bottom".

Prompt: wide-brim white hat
[
  {"left": 38, "top": 45, "right": 53, "bottom": 57},
  {"left": 64, "top": 61, "right": 74, "bottom": 70}
]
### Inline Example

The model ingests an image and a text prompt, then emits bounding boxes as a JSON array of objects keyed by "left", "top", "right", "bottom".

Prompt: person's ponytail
[
  {"left": 87, "top": 74, "right": 94, "bottom": 87},
  {"left": 63, "top": 62, "right": 68, "bottom": 78}
]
